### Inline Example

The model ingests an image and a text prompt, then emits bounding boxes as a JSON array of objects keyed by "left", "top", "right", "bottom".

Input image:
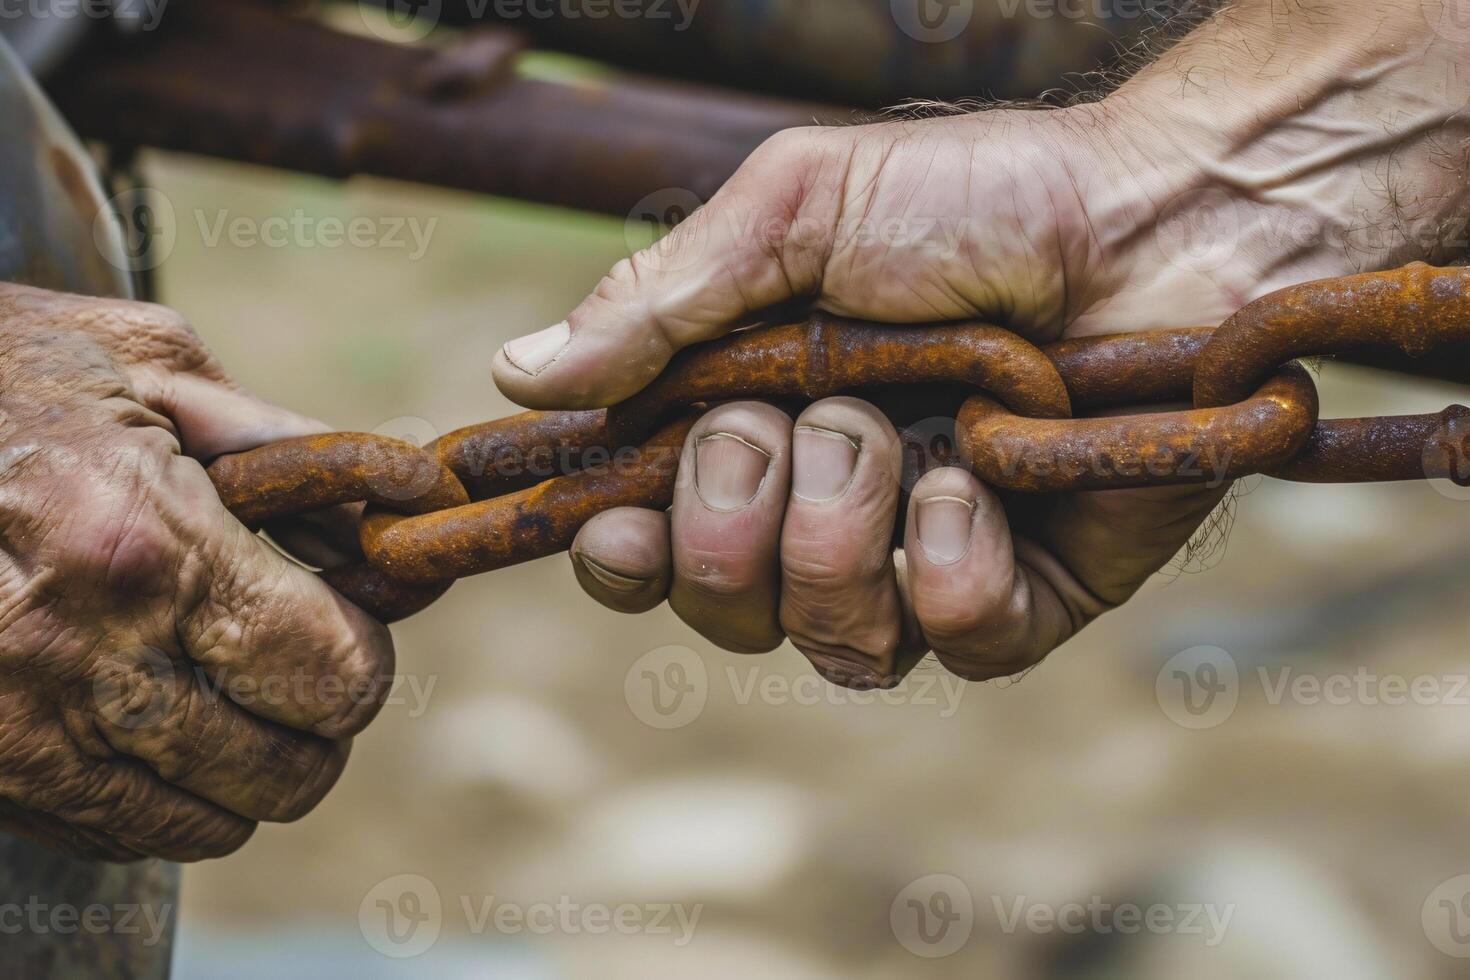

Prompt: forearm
[{"left": 1103, "top": 0, "right": 1470, "bottom": 299}]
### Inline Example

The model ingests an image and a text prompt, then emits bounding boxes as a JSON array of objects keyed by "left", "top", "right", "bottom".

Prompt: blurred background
[
  {"left": 150, "top": 154, "right": 1470, "bottom": 980},
  {"left": 19, "top": 2, "right": 1470, "bottom": 977}
]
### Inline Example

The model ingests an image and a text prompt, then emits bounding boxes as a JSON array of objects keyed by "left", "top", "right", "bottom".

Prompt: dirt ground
[{"left": 147, "top": 151, "right": 1470, "bottom": 979}]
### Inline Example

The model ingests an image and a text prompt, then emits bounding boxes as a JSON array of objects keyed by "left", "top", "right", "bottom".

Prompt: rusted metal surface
[
  {"left": 1273, "top": 410, "right": 1470, "bottom": 484},
  {"left": 1045, "top": 327, "right": 1212, "bottom": 409},
  {"left": 207, "top": 265, "right": 1470, "bottom": 624},
  {"left": 959, "top": 366, "right": 1318, "bottom": 492},
  {"left": 362, "top": 416, "right": 694, "bottom": 584},
  {"left": 1196, "top": 263, "right": 1470, "bottom": 407},
  {"left": 45, "top": 2, "right": 838, "bottom": 217},
  {"left": 411, "top": 0, "right": 1148, "bottom": 108},
  {"left": 209, "top": 433, "right": 470, "bottom": 526}
]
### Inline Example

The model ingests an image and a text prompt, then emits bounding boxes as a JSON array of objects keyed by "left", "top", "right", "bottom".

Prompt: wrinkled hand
[
  {"left": 495, "top": 3, "right": 1469, "bottom": 687},
  {"left": 492, "top": 109, "right": 1241, "bottom": 688},
  {"left": 0, "top": 283, "right": 393, "bottom": 861}
]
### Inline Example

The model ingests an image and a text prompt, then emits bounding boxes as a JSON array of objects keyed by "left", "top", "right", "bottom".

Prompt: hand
[
  {"left": 494, "top": 2, "right": 1470, "bottom": 687},
  {"left": 0, "top": 283, "right": 394, "bottom": 861}
]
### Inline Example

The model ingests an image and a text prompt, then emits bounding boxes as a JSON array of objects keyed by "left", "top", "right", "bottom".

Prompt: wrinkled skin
[
  {"left": 513, "top": 110, "right": 1239, "bottom": 687},
  {"left": 493, "top": 1, "right": 1470, "bottom": 688},
  {"left": 0, "top": 283, "right": 393, "bottom": 861}
]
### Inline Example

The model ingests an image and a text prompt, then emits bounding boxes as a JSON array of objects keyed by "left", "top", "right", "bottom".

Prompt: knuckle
[
  {"left": 780, "top": 590, "right": 898, "bottom": 661},
  {"left": 594, "top": 257, "right": 639, "bottom": 299},
  {"left": 782, "top": 539, "right": 888, "bottom": 591},
  {"left": 675, "top": 548, "right": 764, "bottom": 603},
  {"left": 51, "top": 484, "right": 175, "bottom": 594},
  {"left": 310, "top": 625, "right": 394, "bottom": 739},
  {"left": 750, "top": 126, "right": 825, "bottom": 169}
]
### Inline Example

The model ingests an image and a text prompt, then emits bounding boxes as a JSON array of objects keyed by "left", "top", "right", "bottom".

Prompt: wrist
[{"left": 1112, "top": 1, "right": 1470, "bottom": 274}]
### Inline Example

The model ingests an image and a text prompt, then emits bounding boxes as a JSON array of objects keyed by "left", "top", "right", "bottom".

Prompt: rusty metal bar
[{"left": 46, "top": 2, "right": 839, "bottom": 217}]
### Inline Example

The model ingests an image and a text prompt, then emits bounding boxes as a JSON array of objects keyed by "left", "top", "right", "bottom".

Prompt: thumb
[
  {"left": 492, "top": 127, "right": 843, "bottom": 410},
  {"left": 140, "top": 371, "right": 332, "bottom": 461}
]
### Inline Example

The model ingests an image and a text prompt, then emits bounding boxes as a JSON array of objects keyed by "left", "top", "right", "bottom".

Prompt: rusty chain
[{"left": 207, "top": 263, "right": 1470, "bottom": 622}]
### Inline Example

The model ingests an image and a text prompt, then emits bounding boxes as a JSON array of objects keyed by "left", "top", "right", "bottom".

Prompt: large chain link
[{"left": 207, "top": 262, "right": 1470, "bottom": 622}]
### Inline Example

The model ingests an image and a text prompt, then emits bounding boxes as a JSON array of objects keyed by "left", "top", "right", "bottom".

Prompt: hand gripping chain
[{"left": 207, "top": 263, "right": 1470, "bottom": 622}]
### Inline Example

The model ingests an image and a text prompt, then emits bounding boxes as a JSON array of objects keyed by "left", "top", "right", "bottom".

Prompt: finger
[
  {"left": 668, "top": 402, "right": 792, "bottom": 653},
  {"left": 134, "top": 370, "right": 333, "bottom": 461},
  {"left": 902, "top": 467, "right": 1075, "bottom": 680},
  {"left": 77, "top": 650, "right": 351, "bottom": 823},
  {"left": 39, "top": 751, "right": 255, "bottom": 862},
  {"left": 135, "top": 369, "right": 364, "bottom": 570},
  {"left": 0, "top": 798, "right": 146, "bottom": 863},
  {"left": 492, "top": 127, "right": 843, "bottom": 410},
  {"left": 779, "top": 397, "right": 913, "bottom": 689},
  {"left": 571, "top": 508, "right": 672, "bottom": 614},
  {"left": 162, "top": 458, "right": 397, "bottom": 739}
]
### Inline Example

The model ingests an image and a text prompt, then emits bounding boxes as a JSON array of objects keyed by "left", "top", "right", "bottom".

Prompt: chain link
[{"left": 206, "top": 262, "right": 1470, "bottom": 621}]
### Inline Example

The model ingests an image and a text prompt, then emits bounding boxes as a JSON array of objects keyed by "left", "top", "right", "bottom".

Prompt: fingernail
[
  {"left": 792, "top": 426, "right": 858, "bottom": 501},
  {"left": 502, "top": 321, "right": 571, "bottom": 376},
  {"left": 579, "top": 555, "right": 647, "bottom": 593},
  {"left": 695, "top": 433, "right": 771, "bottom": 511},
  {"left": 916, "top": 495, "right": 975, "bottom": 565}
]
